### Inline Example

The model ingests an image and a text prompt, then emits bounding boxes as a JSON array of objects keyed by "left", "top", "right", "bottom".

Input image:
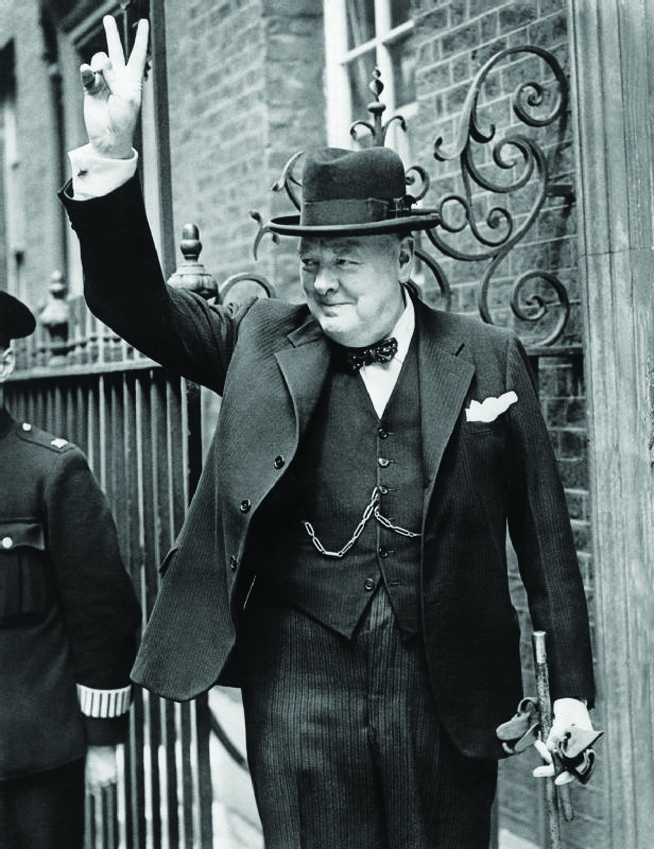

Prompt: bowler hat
[
  {"left": 267, "top": 147, "right": 440, "bottom": 236},
  {"left": 0, "top": 291, "right": 36, "bottom": 342}
]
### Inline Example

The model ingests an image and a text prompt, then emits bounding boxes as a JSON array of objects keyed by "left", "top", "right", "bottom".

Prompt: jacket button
[
  {"left": 239, "top": 499, "right": 251, "bottom": 513},
  {"left": 229, "top": 555, "right": 238, "bottom": 572},
  {"left": 1, "top": 536, "right": 13, "bottom": 549},
  {"left": 273, "top": 455, "right": 285, "bottom": 470},
  {"left": 364, "top": 578, "right": 376, "bottom": 592}
]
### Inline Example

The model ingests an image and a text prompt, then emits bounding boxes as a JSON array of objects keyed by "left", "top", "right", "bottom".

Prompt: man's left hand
[
  {"left": 86, "top": 745, "right": 119, "bottom": 796},
  {"left": 533, "top": 698, "right": 599, "bottom": 785}
]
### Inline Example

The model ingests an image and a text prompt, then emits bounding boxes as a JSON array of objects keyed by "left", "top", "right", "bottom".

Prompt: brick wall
[
  {"left": 0, "top": 0, "right": 67, "bottom": 312},
  {"left": 164, "top": 0, "right": 325, "bottom": 303}
]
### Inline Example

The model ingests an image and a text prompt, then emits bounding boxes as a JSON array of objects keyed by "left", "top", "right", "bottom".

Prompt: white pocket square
[{"left": 465, "top": 391, "right": 518, "bottom": 423}]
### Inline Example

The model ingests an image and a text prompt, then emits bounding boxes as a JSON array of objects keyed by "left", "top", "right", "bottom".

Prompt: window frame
[{"left": 323, "top": 0, "right": 417, "bottom": 154}]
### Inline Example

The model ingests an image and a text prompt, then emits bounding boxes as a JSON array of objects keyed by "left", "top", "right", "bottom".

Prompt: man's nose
[{"left": 313, "top": 266, "right": 338, "bottom": 294}]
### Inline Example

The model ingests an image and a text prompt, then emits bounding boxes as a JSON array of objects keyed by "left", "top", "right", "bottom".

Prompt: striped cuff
[{"left": 77, "top": 684, "right": 132, "bottom": 718}]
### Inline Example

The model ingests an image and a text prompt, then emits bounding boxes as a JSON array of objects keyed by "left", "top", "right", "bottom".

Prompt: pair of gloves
[{"left": 497, "top": 697, "right": 603, "bottom": 785}]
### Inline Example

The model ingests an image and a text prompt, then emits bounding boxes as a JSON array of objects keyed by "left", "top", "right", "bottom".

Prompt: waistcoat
[{"left": 247, "top": 340, "right": 425, "bottom": 638}]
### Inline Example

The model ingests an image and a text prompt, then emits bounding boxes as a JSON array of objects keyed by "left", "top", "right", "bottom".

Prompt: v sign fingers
[
  {"left": 81, "top": 16, "right": 150, "bottom": 159},
  {"left": 127, "top": 18, "right": 150, "bottom": 76},
  {"left": 103, "top": 15, "right": 127, "bottom": 71}
]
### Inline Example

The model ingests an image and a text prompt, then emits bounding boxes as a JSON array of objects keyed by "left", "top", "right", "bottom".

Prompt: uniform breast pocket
[{"left": 0, "top": 521, "right": 53, "bottom": 625}]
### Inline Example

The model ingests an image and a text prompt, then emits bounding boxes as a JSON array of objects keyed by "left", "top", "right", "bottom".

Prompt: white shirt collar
[{"left": 388, "top": 292, "right": 415, "bottom": 365}]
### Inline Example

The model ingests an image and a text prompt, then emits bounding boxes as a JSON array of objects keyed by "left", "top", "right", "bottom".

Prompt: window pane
[
  {"left": 388, "top": 34, "right": 415, "bottom": 107},
  {"left": 390, "top": 0, "right": 411, "bottom": 28},
  {"left": 346, "top": 0, "right": 375, "bottom": 50}
]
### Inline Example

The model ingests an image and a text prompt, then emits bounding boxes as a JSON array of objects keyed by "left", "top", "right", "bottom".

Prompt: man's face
[
  {"left": 0, "top": 346, "right": 14, "bottom": 401},
  {"left": 298, "top": 233, "right": 414, "bottom": 347}
]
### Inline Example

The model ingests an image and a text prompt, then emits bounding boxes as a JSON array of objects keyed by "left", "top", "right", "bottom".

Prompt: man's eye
[
  {"left": 300, "top": 261, "right": 317, "bottom": 272},
  {"left": 335, "top": 258, "right": 355, "bottom": 267}
]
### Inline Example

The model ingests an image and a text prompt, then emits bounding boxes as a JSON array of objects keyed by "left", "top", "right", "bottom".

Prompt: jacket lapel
[
  {"left": 415, "top": 300, "right": 475, "bottom": 503},
  {"left": 275, "top": 316, "right": 332, "bottom": 441}
]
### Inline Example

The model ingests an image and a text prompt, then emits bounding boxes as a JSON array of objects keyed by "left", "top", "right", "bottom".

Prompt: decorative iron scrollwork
[
  {"left": 426, "top": 45, "right": 573, "bottom": 346},
  {"left": 255, "top": 46, "right": 574, "bottom": 348}
]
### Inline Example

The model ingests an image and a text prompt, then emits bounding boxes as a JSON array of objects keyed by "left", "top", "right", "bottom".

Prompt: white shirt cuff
[
  {"left": 69, "top": 144, "right": 138, "bottom": 200},
  {"left": 77, "top": 683, "right": 132, "bottom": 718}
]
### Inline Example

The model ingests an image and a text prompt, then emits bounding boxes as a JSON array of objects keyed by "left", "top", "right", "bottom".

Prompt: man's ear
[
  {"left": 397, "top": 235, "right": 415, "bottom": 283},
  {"left": 0, "top": 347, "right": 16, "bottom": 383}
]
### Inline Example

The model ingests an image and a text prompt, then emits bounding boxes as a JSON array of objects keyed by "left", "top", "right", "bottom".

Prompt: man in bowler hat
[
  {"left": 61, "top": 17, "right": 596, "bottom": 847},
  {"left": 0, "top": 291, "right": 141, "bottom": 848}
]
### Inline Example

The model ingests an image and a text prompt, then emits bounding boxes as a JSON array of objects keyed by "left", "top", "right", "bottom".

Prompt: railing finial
[
  {"left": 39, "top": 269, "right": 69, "bottom": 365},
  {"left": 167, "top": 224, "right": 218, "bottom": 300}
]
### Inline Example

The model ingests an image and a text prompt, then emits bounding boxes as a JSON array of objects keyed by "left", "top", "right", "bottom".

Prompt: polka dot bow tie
[{"left": 340, "top": 337, "right": 398, "bottom": 374}]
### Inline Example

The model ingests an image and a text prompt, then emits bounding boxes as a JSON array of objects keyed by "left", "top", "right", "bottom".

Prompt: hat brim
[{"left": 267, "top": 211, "right": 440, "bottom": 237}]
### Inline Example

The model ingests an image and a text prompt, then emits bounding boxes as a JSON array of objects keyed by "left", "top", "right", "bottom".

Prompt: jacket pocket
[{"left": 0, "top": 521, "right": 52, "bottom": 625}]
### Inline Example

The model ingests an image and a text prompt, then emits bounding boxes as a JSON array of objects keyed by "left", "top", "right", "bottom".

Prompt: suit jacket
[
  {"left": 62, "top": 176, "right": 594, "bottom": 759},
  {"left": 0, "top": 409, "right": 141, "bottom": 779}
]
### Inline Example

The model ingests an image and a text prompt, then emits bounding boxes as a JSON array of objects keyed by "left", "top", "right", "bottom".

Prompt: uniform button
[
  {"left": 273, "top": 455, "right": 285, "bottom": 470},
  {"left": 377, "top": 427, "right": 389, "bottom": 439},
  {"left": 1, "top": 536, "right": 13, "bottom": 549},
  {"left": 378, "top": 485, "right": 389, "bottom": 495},
  {"left": 364, "top": 578, "right": 376, "bottom": 592},
  {"left": 21, "top": 423, "right": 32, "bottom": 432},
  {"left": 239, "top": 499, "right": 251, "bottom": 513},
  {"left": 378, "top": 457, "right": 391, "bottom": 467},
  {"left": 378, "top": 548, "right": 390, "bottom": 558}
]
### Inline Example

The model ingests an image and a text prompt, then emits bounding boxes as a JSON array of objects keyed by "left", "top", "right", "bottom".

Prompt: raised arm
[{"left": 63, "top": 15, "right": 252, "bottom": 393}]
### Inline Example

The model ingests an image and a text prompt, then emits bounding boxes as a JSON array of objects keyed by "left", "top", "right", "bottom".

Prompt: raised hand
[{"left": 80, "top": 15, "right": 149, "bottom": 159}]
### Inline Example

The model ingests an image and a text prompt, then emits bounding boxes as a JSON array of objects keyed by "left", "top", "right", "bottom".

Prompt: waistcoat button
[
  {"left": 273, "top": 455, "right": 285, "bottom": 469},
  {"left": 364, "top": 577, "right": 376, "bottom": 592},
  {"left": 239, "top": 499, "right": 251, "bottom": 513},
  {"left": 377, "top": 427, "right": 389, "bottom": 439},
  {"left": 378, "top": 457, "right": 391, "bottom": 467}
]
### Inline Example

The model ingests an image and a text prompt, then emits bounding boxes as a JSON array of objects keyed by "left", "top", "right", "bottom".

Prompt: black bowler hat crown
[
  {"left": 0, "top": 291, "right": 36, "bottom": 343},
  {"left": 267, "top": 147, "right": 439, "bottom": 236}
]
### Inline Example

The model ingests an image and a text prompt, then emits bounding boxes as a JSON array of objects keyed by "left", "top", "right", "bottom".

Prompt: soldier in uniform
[{"left": 0, "top": 290, "right": 142, "bottom": 849}]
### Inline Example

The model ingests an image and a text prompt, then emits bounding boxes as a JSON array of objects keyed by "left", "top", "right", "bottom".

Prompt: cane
[{"left": 532, "top": 631, "right": 574, "bottom": 849}]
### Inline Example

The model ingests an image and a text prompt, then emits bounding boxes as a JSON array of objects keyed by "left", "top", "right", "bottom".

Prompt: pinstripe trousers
[{"left": 239, "top": 586, "right": 497, "bottom": 849}]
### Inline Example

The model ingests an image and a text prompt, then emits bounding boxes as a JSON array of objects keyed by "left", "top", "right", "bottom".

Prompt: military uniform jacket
[
  {"left": 62, "top": 176, "right": 595, "bottom": 759},
  {"left": 0, "top": 409, "right": 141, "bottom": 779}
]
